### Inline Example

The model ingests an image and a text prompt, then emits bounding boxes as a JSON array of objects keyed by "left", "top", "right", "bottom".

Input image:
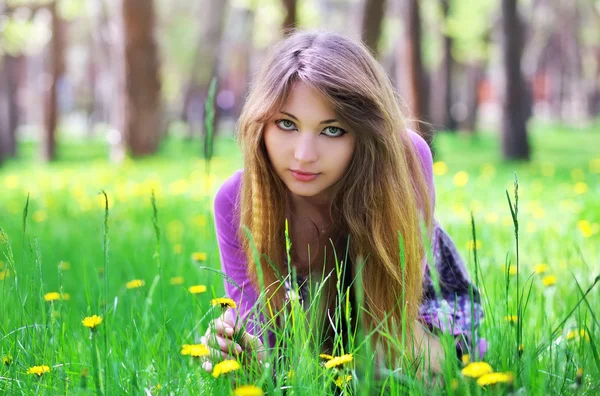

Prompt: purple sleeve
[
  {"left": 407, "top": 129, "right": 435, "bottom": 215},
  {"left": 213, "top": 169, "right": 260, "bottom": 334}
]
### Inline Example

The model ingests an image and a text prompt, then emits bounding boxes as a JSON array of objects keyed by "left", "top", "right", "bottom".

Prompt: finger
[
  {"left": 205, "top": 335, "right": 243, "bottom": 355},
  {"left": 210, "top": 319, "right": 236, "bottom": 338}
]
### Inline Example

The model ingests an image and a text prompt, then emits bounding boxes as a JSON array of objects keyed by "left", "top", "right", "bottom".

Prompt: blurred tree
[
  {"left": 282, "top": 0, "right": 297, "bottom": 34},
  {"left": 430, "top": 0, "right": 457, "bottom": 132},
  {"left": 501, "top": 0, "right": 530, "bottom": 160},
  {"left": 402, "top": 0, "right": 431, "bottom": 145},
  {"left": 0, "top": 2, "right": 19, "bottom": 162},
  {"left": 121, "top": 0, "right": 162, "bottom": 157},
  {"left": 360, "top": 0, "right": 386, "bottom": 56},
  {"left": 181, "top": 0, "right": 228, "bottom": 139}
]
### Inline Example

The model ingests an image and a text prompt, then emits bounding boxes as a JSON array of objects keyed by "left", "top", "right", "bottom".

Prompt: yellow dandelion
[
  {"left": 485, "top": 212, "right": 498, "bottom": 224},
  {"left": 233, "top": 385, "right": 264, "bottom": 396},
  {"left": 451, "top": 378, "right": 459, "bottom": 390},
  {"left": 126, "top": 279, "right": 144, "bottom": 289},
  {"left": 324, "top": 353, "right": 353, "bottom": 369},
  {"left": 82, "top": 315, "right": 103, "bottom": 329},
  {"left": 191, "top": 252, "right": 207, "bottom": 262},
  {"left": 44, "top": 292, "right": 61, "bottom": 302},
  {"left": 476, "top": 372, "right": 514, "bottom": 387},
  {"left": 188, "top": 285, "right": 207, "bottom": 294},
  {"left": 542, "top": 275, "right": 557, "bottom": 287},
  {"left": 433, "top": 161, "right": 448, "bottom": 176},
  {"left": 173, "top": 244, "right": 183, "bottom": 254},
  {"left": 467, "top": 240, "right": 481, "bottom": 250},
  {"left": 212, "top": 359, "right": 240, "bottom": 378},
  {"left": 319, "top": 353, "right": 333, "bottom": 361},
  {"left": 287, "top": 369, "right": 294, "bottom": 379},
  {"left": 504, "top": 315, "right": 518, "bottom": 323},
  {"left": 32, "top": 210, "right": 47, "bottom": 223},
  {"left": 453, "top": 171, "right": 469, "bottom": 187},
  {"left": 334, "top": 375, "right": 353, "bottom": 387},
  {"left": 461, "top": 361, "right": 493, "bottom": 378},
  {"left": 58, "top": 261, "right": 71, "bottom": 271},
  {"left": 508, "top": 265, "right": 518, "bottom": 276},
  {"left": 577, "top": 220, "right": 594, "bottom": 238},
  {"left": 181, "top": 344, "right": 209, "bottom": 357},
  {"left": 481, "top": 163, "right": 496, "bottom": 178},
  {"left": 533, "top": 263, "right": 549, "bottom": 274},
  {"left": 2, "top": 355, "right": 13, "bottom": 366},
  {"left": 211, "top": 297, "right": 237, "bottom": 309},
  {"left": 590, "top": 158, "right": 600, "bottom": 174},
  {"left": 461, "top": 354, "right": 470, "bottom": 365},
  {"left": 573, "top": 182, "right": 588, "bottom": 195},
  {"left": 170, "top": 276, "right": 184, "bottom": 285},
  {"left": 27, "top": 365, "right": 50, "bottom": 376},
  {"left": 566, "top": 329, "right": 590, "bottom": 342},
  {"left": 0, "top": 269, "right": 10, "bottom": 281}
]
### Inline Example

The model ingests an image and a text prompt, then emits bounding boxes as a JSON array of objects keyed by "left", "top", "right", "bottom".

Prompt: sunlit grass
[{"left": 0, "top": 123, "right": 599, "bottom": 394}]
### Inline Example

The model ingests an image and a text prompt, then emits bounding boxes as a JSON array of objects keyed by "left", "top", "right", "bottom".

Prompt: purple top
[{"left": 213, "top": 130, "right": 486, "bottom": 360}]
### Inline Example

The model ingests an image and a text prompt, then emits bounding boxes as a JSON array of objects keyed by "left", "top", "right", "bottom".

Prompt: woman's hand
[{"left": 200, "top": 310, "right": 266, "bottom": 372}]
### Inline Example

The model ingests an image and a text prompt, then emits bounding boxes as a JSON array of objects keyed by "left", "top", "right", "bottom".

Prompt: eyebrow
[{"left": 280, "top": 111, "right": 338, "bottom": 125}]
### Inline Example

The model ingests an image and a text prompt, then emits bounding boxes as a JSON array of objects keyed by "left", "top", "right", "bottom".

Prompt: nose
[{"left": 294, "top": 133, "right": 318, "bottom": 163}]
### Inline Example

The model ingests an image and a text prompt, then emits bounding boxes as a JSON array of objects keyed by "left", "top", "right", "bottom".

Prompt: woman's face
[{"left": 263, "top": 81, "right": 356, "bottom": 203}]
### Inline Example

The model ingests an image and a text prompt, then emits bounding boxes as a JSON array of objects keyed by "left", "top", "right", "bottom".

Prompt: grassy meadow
[{"left": 0, "top": 122, "right": 599, "bottom": 395}]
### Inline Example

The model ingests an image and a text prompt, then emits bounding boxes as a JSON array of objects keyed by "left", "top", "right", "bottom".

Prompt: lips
[{"left": 290, "top": 169, "right": 319, "bottom": 175}]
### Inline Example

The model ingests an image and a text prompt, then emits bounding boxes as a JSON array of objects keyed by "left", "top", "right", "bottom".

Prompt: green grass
[{"left": 0, "top": 123, "right": 599, "bottom": 394}]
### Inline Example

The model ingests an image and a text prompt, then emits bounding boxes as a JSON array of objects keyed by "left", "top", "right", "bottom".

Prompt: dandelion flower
[
  {"left": 188, "top": 285, "right": 207, "bottom": 294},
  {"left": 334, "top": 375, "right": 353, "bottom": 387},
  {"left": 170, "top": 276, "right": 184, "bottom": 285},
  {"left": 212, "top": 359, "right": 240, "bottom": 378},
  {"left": 2, "top": 355, "right": 12, "bottom": 366},
  {"left": 0, "top": 269, "right": 10, "bottom": 281},
  {"left": 451, "top": 378, "right": 459, "bottom": 390},
  {"left": 476, "top": 372, "right": 514, "bottom": 387},
  {"left": 566, "top": 329, "right": 590, "bottom": 342},
  {"left": 233, "top": 385, "right": 264, "bottom": 396},
  {"left": 467, "top": 240, "right": 481, "bottom": 250},
  {"left": 508, "top": 265, "right": 517, "bottom": 276},
  {"left": 461, "top": 361, "right": 493, "bottom": 378},
  {"left": 573, "top": 182, "right": 588, "bottom": 195},
  {"left": 58, "top": 261, "right": 71, "bottom": 271},
  {"left": 191, "top": 252, "right": 207, "bottom": 262},
  {"left": 32, "top": 210, "right": 47, "bottom": 223},
  {"left": 590, "top": 158, "right": 600, "bottom": 174},
  {"left": 82, "top": 315, "right": 103, "bottom": 329},
  {"left": 44, "top": 292, "right": 60, "bottom": 302},
  {"left": 287, "top": 369, "right": 294, "bottom": 379},
  {"left": 461, "top": 354, "right": 470, "bottom": 365},
  {"left": 453, "top": 171, "right": 469, "bottom": 187},
  {"left": 577, "top": 220, "right": 594, "bottom": 238},
  {"left": 27, "top": 365, "right": 50, "bottom": 376},
  {"left": 542, "top": 275, "right": 557, "bottom": 287},
  {"left": 324, "top": 353, "right": 353, "bottom": 369},
  {"left": 533, "top": 263, "right": 549, "bottom": 274},
  {"left": 181, "top": 344, "right": 209, "bottom": 357},
  {"left": 211, "top": 298, "right": 237, "bottom": 309},
  {"left": 319, "top": 353, "right": 333, "bottom": 361},
  {"left": 504, "top": 315, "right": 518, "bottom": 323},
  {"left": 433, "top": 161, "right": 448, "bottom": 176},
  {"left": 126, "top": 279, "right": 145, "bottom": 289}
]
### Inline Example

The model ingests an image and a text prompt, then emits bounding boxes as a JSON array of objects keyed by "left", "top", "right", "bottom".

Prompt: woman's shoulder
[
  {"left": 406, "top": 129, "right": 432, "bottom": 163},
  {"left": 214, "top": 169, "right": 244, "bottom": 215}
]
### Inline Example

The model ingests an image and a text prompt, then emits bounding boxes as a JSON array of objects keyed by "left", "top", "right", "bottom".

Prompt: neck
[{"left": 288, "top": 192, "right": 332, "bottom": 226}]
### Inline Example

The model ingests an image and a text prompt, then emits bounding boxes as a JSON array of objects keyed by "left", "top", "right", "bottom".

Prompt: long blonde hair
[{"left": 236, "top": 30, "right": 432, "bottom": 357}]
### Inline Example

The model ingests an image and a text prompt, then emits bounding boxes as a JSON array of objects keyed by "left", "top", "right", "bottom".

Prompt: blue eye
[
  {"left": 276, "top": 119, "right": 296, "bottom": 130},
  {"left": 323, "top": 126, "right": 346, "bottom": 138}
]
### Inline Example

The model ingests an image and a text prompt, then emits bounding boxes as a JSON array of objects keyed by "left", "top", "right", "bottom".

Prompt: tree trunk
[
  {"left": 461, "top": 62, "right": 484, "bottom": 133},
  {"left": 122, "top": 0, "right": 162, "bottom": 157},
  {"left": 501, "top": 0, "right": 530, "bottom": 160},
  {"left": 41, "top": 1, "right": 64, "bottom": 162},
  {"left": 431, "top": 0, "right": 457, "bottom": 132},
  {"left": 181, "top": 0, "right": 228, "bottom": 139},
  {"left": 282, "top": 0, "right": 298, "bottom": 34},
  {"left": 360, "top": 0, "right": 386, "bottom": 57},
  {"left": 404, "top": 0, "right": 431, "bottom": 146}
]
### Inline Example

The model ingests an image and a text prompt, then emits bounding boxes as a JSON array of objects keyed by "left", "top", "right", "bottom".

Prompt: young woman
[{"left": 201, "top": 30, "right": 485, "bottom": 378}]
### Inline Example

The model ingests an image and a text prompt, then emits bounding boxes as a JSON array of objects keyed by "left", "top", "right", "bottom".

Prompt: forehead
[{"left": 279, "top": 81, "right": 336, "bottom": 119}]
